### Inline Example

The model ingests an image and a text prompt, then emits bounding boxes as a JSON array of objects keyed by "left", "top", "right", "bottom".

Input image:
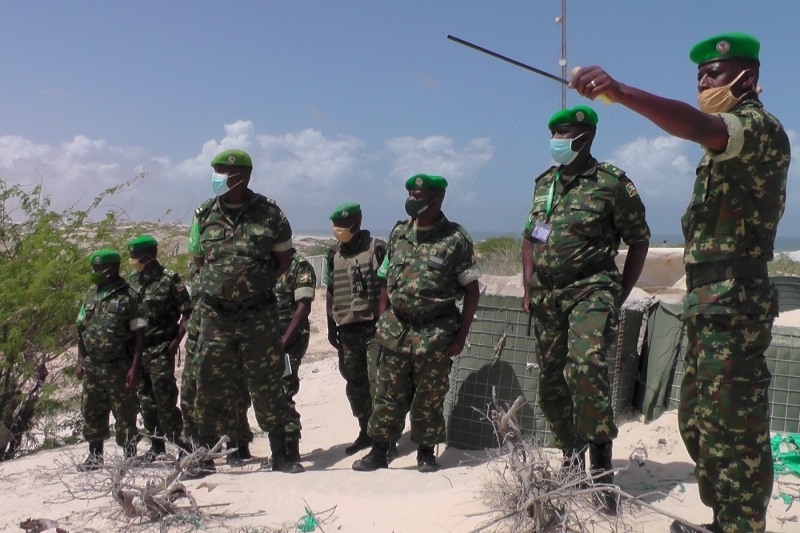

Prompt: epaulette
[
  {"left": 449, "top": 221, "right": 474, "bottom": 242},
  {"left": 165, "top": 268, "right": 181, "bottom": 283},
  {"left": 391, "top": 219, "right": 410, "bottom": 237},
  {"left": 294, "top": 253, "right": 310, "bottom": 266},
  {"left": 598, "top": 162, "right": 626, "bottom": 179},
  {"left": 194, "top": 198, "right": 216, "bottom": 221},
  {"left": 534, "top": 166, "right": 558, "bottom": 183}
]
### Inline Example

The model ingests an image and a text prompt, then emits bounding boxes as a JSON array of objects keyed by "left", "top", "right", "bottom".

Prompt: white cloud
[
  {"left": 385, "top": 135, "right": 493, "bottom": 185},
  {"left": 606, "top": 135, "right": 696, "bottom": 200}
]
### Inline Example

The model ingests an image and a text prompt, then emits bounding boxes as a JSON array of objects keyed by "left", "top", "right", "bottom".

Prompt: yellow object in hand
[{"left": 569, "top": 66, "right": 612, "bottom": 105}]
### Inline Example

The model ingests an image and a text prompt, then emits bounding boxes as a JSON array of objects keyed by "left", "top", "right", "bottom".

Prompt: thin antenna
[{"left": 560, "top": 0, "right": 567, "bottom": 108}]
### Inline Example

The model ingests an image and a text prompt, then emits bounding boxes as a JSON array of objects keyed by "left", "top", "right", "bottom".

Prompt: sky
[{"left": 1, "top": 0, "right": 798, "bottom": 239}]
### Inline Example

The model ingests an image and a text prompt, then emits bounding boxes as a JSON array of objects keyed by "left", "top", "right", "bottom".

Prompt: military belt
[
  {"left": 336, "top": 318, "right": 377, "bottom": 332},
  {"left": 536, "top": 257, "right": 618, "bottom": 290},
  {"left": 144, "top": 332, "right": 177, "bottom": 347},
  {"left": 685, "top": 258, "right": 769, "bottom": 291},
  {"left": 394, "top": 304, "right": 457, "bottom": 327},
  {"left": 202, "top": 291, "right": 276, "bottom": 313}
]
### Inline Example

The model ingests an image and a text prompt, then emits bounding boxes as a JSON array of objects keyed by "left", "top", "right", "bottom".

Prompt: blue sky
[{"left": 1, "top": 0, "right": 798, "bottom": 239}]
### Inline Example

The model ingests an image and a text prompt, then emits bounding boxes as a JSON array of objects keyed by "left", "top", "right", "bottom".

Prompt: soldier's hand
[
  {"left": 444, "top": 335, "right": 468, "bottom": 357},
  {"left": 167, "top": 339, "right": 181, "bottom": 358},
  {"left": 76, "top": 364, "right": 83, "bottom": 381},
  {"left": 522, "top": 297, "right": 531, "bottom": 315},
  {"left": 281, "top": 333, "right": 291, "bottom": 350},
  {"left": 125, "top": 366, "right": 141, "bottom": 389},
  {"left": 568, "top": 66, "right": 623, "bottom": 103},
  {"left": 327, "top": 331, "right": 341, "bottom": 351}
]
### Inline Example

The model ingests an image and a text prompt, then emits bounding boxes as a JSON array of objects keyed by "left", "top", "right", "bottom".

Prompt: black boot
[
  {"left": 266, "top": 433, "right": 304, "bottom": 473},
  {"left": 669, "top": 520, "right": 721, "bottom": 533},
  {"left": 144, "top": 437, "right": 167, "bottom": 462},
  {"left": 352, "top": 441, "right": 389, "bottom": 471},
  {"left": 561, "top": 448, "right": 587, "bottom": 486},
  {"left": 345, "top": 416, "right": 373, "bottom": 455},
  {"left": 226, "top": 442, "right": 245, "bottom": 467},
  {"left": 180, "top": 437, "right": 217, "bottom": 480},
  {"left": 588, "top": 442, "right": 617, "bottom": 515},
  {"left": 123, "top": 440, "right": 138, "bottom": 460},
  {"left": 76, "top": 441, "right": 104, "bottom": 472},
  {"left": 387, "top": 440, "right": 398, "bottom": 462},
  {"left": 416, "top": 445, "right": 440, "bottom": 473},
  {"left": 238, "top": 443, "right": 252, "bottom": 460},
  {"left": 285, "top": 432, "right": 301, "bottom": 463}
]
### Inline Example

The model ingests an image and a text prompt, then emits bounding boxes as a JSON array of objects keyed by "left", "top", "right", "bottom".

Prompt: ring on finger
[{"left": 590, "top": 80, "right": 597, "bottom": 88}]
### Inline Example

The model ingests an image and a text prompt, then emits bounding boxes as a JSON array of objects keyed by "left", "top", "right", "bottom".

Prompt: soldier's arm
[
  {"left": 127, "top": 328, "right": 144, "bottom": 389},
  {"left": 326, "top": 288, "right": 340, "bottom": 350},
  {"left": 76, "top": 325, "right": 86, "bottom": 380},
  {"left": 444, "top": 280, "right": 479, "bottom": 357},
  {"left": 169, "top": 274, "right": 193, "bottom": 357},
  {"left": 272, "top": 249, "right": 292, "bottom": 279},
  {"left": 522, "top": 238, "right": 535, "bottom": 314},
  {"left": 621, "top": 241, "right": 649, "bottom": 303},
  {"left": 282, "top": 260, "right": 316, "bottom": 348},
  {"left": 569, "top": 66, "right": 729, "bottom": 152}
]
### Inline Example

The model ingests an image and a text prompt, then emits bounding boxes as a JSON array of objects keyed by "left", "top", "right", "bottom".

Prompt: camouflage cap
[
  {"left": 690, "top": 33, "right": 760, "bottom": 66},
  {"left": 548, "top": 105, "right": 598, "bottom": 130},
  {"left": 210, "top": 149, "right": 253, "bottom": 168},
  {"left": 126, "top": 235, "right": 158, "bottom": 253},
  {"left": 329, "top": 202, "right": 361, "bottom": 221},
  {"left": 88, "top": 249, "right": 121, "bottom": 265},
  {"left": 405, "top": 174, "right": 448, "bottom": 191}
]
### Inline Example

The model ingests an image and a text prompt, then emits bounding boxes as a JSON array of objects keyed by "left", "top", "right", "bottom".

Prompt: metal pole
[{"left": 561, "top": 0, "right": 567, "bottom": 109}]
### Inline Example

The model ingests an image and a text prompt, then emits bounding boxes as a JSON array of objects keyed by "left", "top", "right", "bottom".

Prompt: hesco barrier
[
  {"left": 444, "top": 294, "right": 644, "bottom": 450},
  {"left": 667, "top": 324, "right": 800, "bottom": 434}
]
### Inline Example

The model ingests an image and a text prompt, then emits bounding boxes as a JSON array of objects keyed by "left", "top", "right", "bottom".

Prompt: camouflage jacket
[
  {"left": 186, "top": 189, "right": 293, "bottom": 302},
  {"left": 275, "top": 250, "right": 316, "bottom": 323},
  {"left": 522, "top": 158, "right": 650, "bottom": 291},
  {"left": 683, "top": 98, "right": 790, "bottom": 318},
  {"left": 77, "top": 278, "right": 146, "bottom": 364},
  {"left": 129, "top": 263, "right": 192, "bottom": 346},
  {"left": 375, "top": 214, "right": 481, "bottom": 353}
]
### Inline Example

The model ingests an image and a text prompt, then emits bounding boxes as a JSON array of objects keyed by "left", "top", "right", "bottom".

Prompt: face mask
[
  {"left": 333, "top": 224, "right": 358, "bottom": 244},
  {"left": 697, "top": 70, "right": 749, "bottom": 114},
  {"left": 549, "top": 132, "right": 586, "bottom": 165},
  {"left": 211, "top": 172, "right": 240, "bottom": 196},
  {"left": 89, "top": 268, "right": 111, "bottom": 285},
  {"left": 128, "top": 256, "right": 151, "bottom": 272},
  {"left": 405, "top": 197, "right": 431, "bottom": 218}
]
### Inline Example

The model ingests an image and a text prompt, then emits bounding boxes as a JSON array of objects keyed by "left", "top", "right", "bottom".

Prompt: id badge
[{"left": 532, "top": 222, "right": 552, "bottom": 243}]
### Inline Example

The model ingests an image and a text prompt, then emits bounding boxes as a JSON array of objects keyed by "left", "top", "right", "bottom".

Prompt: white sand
[{"left": 3, "top": 270, "right": 800, "bottom": 531}]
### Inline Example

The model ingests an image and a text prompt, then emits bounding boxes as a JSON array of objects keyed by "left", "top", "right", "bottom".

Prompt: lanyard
[{"left": 544, "top": 170, "right": 563, "bottom": 221}]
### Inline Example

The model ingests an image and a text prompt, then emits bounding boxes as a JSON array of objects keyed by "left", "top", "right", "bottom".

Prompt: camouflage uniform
[
  {"left": 77, "top": 278, "right": 146, "bottom": 447},
  {"left": 323, "top": 231, "right": 385, "bottom": 419},
  {"left": 371, "top": 215, "right": 481, "bottom": 446},
  {"left": 187, "top": 189, "right": 300, "bottom": 442},
  {"left": 129, "top": 263, "right": 191, "bottom": 444},
  {"left": 523, "top": 159, "right": 650, "bottom": 452},
  {"left": 679, "top": 97, "right": 789, "bottom": 533},
  {"left": 275, "top": 250, "right": 316, "bottom": 416}
]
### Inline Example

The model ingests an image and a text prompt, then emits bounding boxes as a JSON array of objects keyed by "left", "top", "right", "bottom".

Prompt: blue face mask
[
  {"left": 211, "top": 172, "right": 240, "bottom": 196},
  {"left": 549, "top": 133, "right": 586, "bottom": 165}
]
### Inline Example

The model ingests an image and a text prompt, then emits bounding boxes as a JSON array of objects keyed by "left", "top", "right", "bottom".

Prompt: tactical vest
[{"left": 331, "top": 235, "right": 382, "bottom": 325}]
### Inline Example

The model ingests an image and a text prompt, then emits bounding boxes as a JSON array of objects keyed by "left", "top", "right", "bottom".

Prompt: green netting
[{"left": 444, "top": 295, "right": 642, "bottom": 450}]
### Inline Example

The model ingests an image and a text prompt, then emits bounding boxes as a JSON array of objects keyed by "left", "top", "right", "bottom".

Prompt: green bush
[
  {"left": 0, "top": 178, "right": 143, "bottom": 460},
  {"left": 477, "top": 235, "right": 522, "bottom": 276}
]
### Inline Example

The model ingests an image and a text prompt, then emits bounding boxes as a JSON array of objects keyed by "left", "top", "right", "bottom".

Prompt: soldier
[
  {"left": 75, "top": 249, "right": 146, "bottom": 471},
  {"left": 180, "top": 262, "right": 254, "bottom": 466},
  {"left": 126, "top": 235, "right": 191, "bottom": 459},
  {"left": 521, "top": 106, "right": 650, "bottom": 513},
  {"left": 570, "top": 33, "right": 790, "bottom": 533},
  {"left": 323, "top": 202, "right": 386, "bottom": 455},
  {"left": 275, "top": 247, "right": 316, "bottom": 461},
  {"left": 185, "top": 149, "right": 303, "bottom": 478},
  {"left": 352, "top": 174, "right": 481, "bottom": 473}
]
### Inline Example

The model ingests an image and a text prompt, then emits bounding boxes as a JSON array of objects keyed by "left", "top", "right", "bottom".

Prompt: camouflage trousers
[
  {"left": 181, "top": 315, "right": 253, "bottom": 445},
  {"left": 368, "top": 343, "right": 451, "bottom": 446},
  {"left": 139, "top": 342, "right": 183, "bottom": 444},
  {"left": 280, "top": 321, "right": 310, "bottom": 414},
  {"left": 679, "top": 314, "right": 773, "bottom": 533},
  {"left": 81, "top": 357, "right": 140, "bottom": 447},
  {"left": 194, "top": 301, "right": 300, "bottom": 440},
  {"left": 337, "top": 320, "right": 379, "bottom": 419},
  {"left": 530, "top": 285, "right": 619, "bottom": 452}
]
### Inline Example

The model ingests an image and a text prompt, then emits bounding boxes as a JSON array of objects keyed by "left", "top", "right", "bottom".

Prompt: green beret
[
  {"left": 210, "top": 149, "right": 253, "bottom": 168},
  {"left": 690, "top": 33, "right": 760, "bottom": 65},
  {"left": 548, "top": 105, "right": 598, "bottom": 130},
  {"left": 329, "top": 202, "right": 361, "bottom": 221},
  {"left": 405, "top": 174, "right": 448, "bottom": 191},
  {"left": 126, "top": 235, "right": 158, "bottom": 253},
  {"left": 88, "top": 249, "right": 121, "bottom": 265}
]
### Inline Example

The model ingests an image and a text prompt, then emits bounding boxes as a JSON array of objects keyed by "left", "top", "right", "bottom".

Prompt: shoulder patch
[
  {"left": 534, "top": 166, "right": 558, "bottom": 183},
  {"left": 625, "top": 182, "right": 639, "bottom": 198},
  {"left": 254, "top": 192, "right": 277, "bottom": 206},
  {"left": 598, "top": 162, "right": 626, "bottom": 179}
]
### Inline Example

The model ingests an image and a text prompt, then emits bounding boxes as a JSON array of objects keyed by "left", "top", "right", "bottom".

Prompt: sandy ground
[{"left": 2, "top": 285, "right": 800, "bottom": 532}]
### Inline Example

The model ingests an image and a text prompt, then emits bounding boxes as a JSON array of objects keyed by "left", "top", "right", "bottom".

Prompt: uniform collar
[
  {"left": 96, "top": 278, "right": 127, "bottom": 299},
  {"left": 559, "top": 156, "right": 598, "bottom": 184},
  {"left": 404, "top": 213, "right": 449, "bottom": 244}
]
